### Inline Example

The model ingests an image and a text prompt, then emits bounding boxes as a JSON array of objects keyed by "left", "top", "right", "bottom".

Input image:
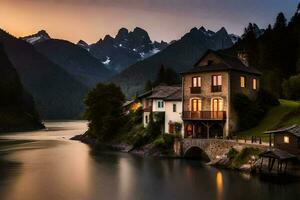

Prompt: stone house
[{"left": 181, "top": 50, "right": 262, "bottom": 139}]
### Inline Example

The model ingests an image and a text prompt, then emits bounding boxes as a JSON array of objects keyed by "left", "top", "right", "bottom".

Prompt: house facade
[
  {"left": 140, "top": 85, "right": 183, "bottom": 135},
  {"left": 164, "top": 89, "right": 183, "bottom": 136},
  {"left": 181, "top": 50, "right": 262, "bottom": 139}
]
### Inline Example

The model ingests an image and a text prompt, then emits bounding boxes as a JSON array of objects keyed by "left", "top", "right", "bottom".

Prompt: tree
[
  {"left": 282, "top": 74, "right": 300, "bottom": 100},
  {"left": 274, "top": 12, "right": 287, "bottom": 30},
  {"left": 84, "top": 83, "right": 125, "bottom": 141},
  {"left": 144, "top": 80, "right": 153, "bottom": 92},
  {"left": 153, "top": 64, "right": 180, "bottom": 86}
]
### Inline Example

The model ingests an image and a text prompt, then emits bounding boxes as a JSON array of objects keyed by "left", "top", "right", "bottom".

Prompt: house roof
[
  {"left": 264, "top": 125, "right": 300, "bottom": 137},
  {"left": 164, "top": 88, "right": 182, "bottom": 101},
  {"left": 259, "top": 149, "right": 296, "bottom": 160},
  {"left": 147, "top": 85, "right": 181, "bottom": 100},
  {"left": 123, "top": 100, "right": 135, "bottom": 107},
  {"left": 181, "top": 50, "right": 262, "bottom": 76}
]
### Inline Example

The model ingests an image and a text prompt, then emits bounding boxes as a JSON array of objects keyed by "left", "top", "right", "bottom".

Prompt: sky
[{"left": 0, "top": 0, "right": 298, "bottom": 43}]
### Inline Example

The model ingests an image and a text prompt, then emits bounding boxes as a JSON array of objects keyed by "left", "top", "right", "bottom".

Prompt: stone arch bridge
[{"left": 180, "top": 139, "right": 266, "bottom": 162}]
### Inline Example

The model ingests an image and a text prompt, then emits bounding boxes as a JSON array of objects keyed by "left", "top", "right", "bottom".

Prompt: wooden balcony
[
  {"left": 182, "top": 111, "right": 226, "bottom": 120},
  {"left": 211, "top": 85, "right": 222, "bottom": 92},
  {"left": 190, "top": 87, "right": 201, "bottom": 94}
]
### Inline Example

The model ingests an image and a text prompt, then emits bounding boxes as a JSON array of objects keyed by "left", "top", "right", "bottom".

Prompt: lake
[{"left": 0, "top": 121, "right": 299, "bottom": 200}]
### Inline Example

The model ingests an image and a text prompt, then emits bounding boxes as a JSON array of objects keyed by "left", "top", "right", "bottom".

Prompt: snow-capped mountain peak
[{"left": 22, "top": 30, "right": 51, "bottom": 44}]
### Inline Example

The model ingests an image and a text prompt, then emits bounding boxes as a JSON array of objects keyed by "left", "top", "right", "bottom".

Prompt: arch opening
[{"left": 184, "top": 146, "right": 210, "bottom": 162}]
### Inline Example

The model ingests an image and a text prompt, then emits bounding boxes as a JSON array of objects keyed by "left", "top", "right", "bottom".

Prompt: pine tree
[
  {"left": 144, "top": 80, "right": 153, "bottom": 91},
  {"left": 274, "top": 12, "right": 287, "bottom": 30}
]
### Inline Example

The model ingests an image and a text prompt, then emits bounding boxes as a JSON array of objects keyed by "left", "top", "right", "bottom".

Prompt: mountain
[
  {"left": 0, "top": 44, "right": 44, "bottom": 132},
  {"left": 77, "top": 40, "right": 90, "bottom": 51},
  {"left": 88, "top": 27, "right": 168, "bottom": 73},
  {"left": 110, "top": 26, "right": 235, "bottom": 97},
  {"left": 0, "top": 28, "right": 88, "bottom": 119},
  {"left": 21, "top": 30, "right": 50, "bottom": 44},
  {"left": 34, "top": 39, "right": 114, "bottom": 87}
]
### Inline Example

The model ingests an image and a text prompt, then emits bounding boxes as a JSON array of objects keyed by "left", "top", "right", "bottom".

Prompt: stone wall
[{"left": 181, "top": 139, "right": 268, "bottom": 161}]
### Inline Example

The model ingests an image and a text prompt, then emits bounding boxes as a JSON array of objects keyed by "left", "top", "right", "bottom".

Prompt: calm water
[{"left": 0, "top": 121, "right": 299, "bottom": 200}]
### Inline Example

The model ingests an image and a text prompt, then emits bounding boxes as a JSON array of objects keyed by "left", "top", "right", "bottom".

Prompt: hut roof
[
  {"left": 264, "top": 125, "right": 300, "bottom": 137},
  {"left": 259, "top": 149, "right": 296, "bottom": 160}
]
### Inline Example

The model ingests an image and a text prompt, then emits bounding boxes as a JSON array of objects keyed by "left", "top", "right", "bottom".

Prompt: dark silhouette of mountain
[
  {"left": 77, "top": 40, "right": 90, "bottom": 51},
  {"left": 34, "top": 39, "right": 114, "bottom": 87},
  {"left": 0, "top": 44, "right": 44, "bottom": 131},
  {"left": 110, "top": 26, "right": 235, "bottom": 97},
  {"left": 0, "top": 28, "right": 88, "bottom": 119},
  {"left": 88, "top": 27, "right": 168, "bottom": 73},
  {"left": 21, "top": 30, "right": 51, "bottom": 44}
]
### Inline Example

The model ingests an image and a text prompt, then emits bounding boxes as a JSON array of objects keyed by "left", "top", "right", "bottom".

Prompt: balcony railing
[
  {"left": 190, "top": 87, "right": 201, "bottom": 94},
  {"left": 182, "top": 111, "right": 226, "bottom": 120},
  {"left": 211, "top": 85, "right": 222, "bottom": 92}
]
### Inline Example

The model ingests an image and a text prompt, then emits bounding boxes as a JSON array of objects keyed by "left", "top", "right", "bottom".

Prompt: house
[
  {"left": 164, "top": 89, "right": 183, "bottom": 136},
  {"left": 140, "top": 85, "right": 183, "bottom": 135},
  {"left": 264, "top": 125, "right": 300, "bottom": 155},
  {"left": 180, "top": 50, "right": 262, "bottom": 139}
]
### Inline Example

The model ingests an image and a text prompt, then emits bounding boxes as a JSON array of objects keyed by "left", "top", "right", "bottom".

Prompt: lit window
[
  {"left": 284, "top": 136, "right": 290, "bottom": 144},
  {"left": 191, "top": 99, "right": 202, "bottom": 111},
  {"left": 173, "top": 104, "right": 177, "bottom": 112},
  {"left": 192, "top": 77, "right": 201, "bottom": 87},
  {"left": 253, "top": 78, "right": 257, "bottom": 90},
  {"left": 212, "top": 75, "right": 222, "bottom": 86},
  {"left": 240, "top": 76, "right": 246, "bottom": 88}
]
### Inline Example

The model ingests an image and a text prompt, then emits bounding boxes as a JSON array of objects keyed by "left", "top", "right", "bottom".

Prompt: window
[
  {"left": 191, "top": 99, "right": 202, "bottom": 111},
  {"left": 157, "top": 100, "right": 164, "bottom": 108},
  {"left": 212, "top": 75, "right": 222, "bottom": 92},
  {"left": 240, "top": 76, "right": 246, "bottom": 88},
  {"left": 284, "top": 136, "right": 290, "bottom": 144},
  {"left": 212, "top": 75, "right": 222, "bottom": 86},
  {"left": 145, "top": 115, "right": 148, "bottom": 124},
  {"left": 173, "top": 104, "right": 177, "bottom": 112},
  {"left": 253, "top": 78, "right": 257, "bottom": 90},
  {"left": 192, "top": 77, "right": 201, "bottom": 87}
]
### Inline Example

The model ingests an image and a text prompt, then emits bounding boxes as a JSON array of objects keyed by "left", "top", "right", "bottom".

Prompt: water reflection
[
  {"left": 0, "top": 121, "right": 299, "bottom": 200},
  {"left": 216, "top": 171, "right": 223, "bottom": 200}
]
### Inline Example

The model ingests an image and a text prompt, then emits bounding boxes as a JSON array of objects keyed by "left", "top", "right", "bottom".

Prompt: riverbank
[
  {"left": 72, "top": 133, "right": 300, "bottom": 180},
  {"left": 71, "top": 133, "right": 177, "bottom": 157}
]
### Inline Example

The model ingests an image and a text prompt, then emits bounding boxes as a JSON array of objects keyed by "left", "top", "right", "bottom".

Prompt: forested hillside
[
  {"left": 223, "top": 4, "right": 300, "bottom": 98},
  {"left": 0, "top": 44, "right": 44, "bottom": 132}
]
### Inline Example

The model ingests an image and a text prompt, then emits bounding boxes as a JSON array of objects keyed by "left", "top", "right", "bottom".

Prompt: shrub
[
  {"left": 232, "top": 93, "right": 264, "bottom": 130},
  {"left": 231, "top": 147, "right": 260, "bottom": 168},
  {"left": 282, "top": 74, "right": 300, "bottom": 100},
  {"left": 256, "top": 89, "right": 280, "bottom": 112},
  {"left": 227, "top": 148, "right": 238, "bottom": 159},
  {"left": 153, "top": 134, "right": 175, "bottom": 154}
]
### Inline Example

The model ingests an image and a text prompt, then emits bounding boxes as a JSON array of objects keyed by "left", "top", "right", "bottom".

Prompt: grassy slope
[{"left": 239, "top": 99, "right": 300, "bottom": 138}]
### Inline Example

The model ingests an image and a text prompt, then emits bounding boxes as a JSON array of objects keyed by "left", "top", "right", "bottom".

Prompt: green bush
[
  {"left": 153, "top": 134, "right": 175, "bottom": 154},
  {"left": 282, "top": 74, "right": 300, "bottom": 100},
  {"left": 232, "top": 93, "right": 264, "bottom": 130},
  {"left": 256, "top": 89, "right": 280, "bottom": 112},
  {"left": 227, "top": 148, "right": 238, "bottom": 159},
  {"left": 231, "top": 147, "right": 260, "bottom": 168}
]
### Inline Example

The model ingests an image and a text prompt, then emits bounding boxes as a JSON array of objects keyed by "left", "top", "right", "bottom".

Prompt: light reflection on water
[
  {"left": 216, "top": 171, "right": 223, "bottom": 200},
  {"left": 0, "top": 121, "right": 299, "bottom": 200}
]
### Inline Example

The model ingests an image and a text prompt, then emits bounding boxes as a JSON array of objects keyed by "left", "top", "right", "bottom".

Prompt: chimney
[{"left": 238, "top": 52, "right": 249, "bottom": 67}]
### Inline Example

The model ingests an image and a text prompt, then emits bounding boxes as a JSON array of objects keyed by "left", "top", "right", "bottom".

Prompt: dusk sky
[{"left": 0, "top": 0, "right": 298, "bottom": 43}]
